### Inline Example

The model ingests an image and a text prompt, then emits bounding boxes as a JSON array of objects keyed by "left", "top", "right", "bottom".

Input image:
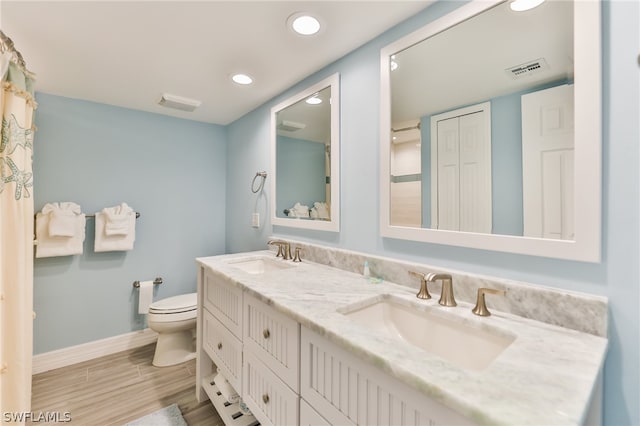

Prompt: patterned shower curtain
[{"left": 0, "top": 53, "right": 36, "bottom": 422}]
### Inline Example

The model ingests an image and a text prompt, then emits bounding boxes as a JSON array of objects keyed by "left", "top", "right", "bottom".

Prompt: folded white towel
[
  {"left": 35, "top": 204, "right": 86, "bottom": 258},
  {"left": 214, "top": 370, "right": 239, "bottom": 404},
  {"left": 104, "top": 203, "right": 134, "bottom": 236},
  {"left": 287, "top": 202, "right": 310, "bottom": 218},
  {"left": 94, "top": 204, "right": 136, "bottom": 252},
  {"left": 310, "top": 201, "right": 330, "bottom": 220},
  {"left": 42, "top": 202, "right": 82, "bottom": 237}
]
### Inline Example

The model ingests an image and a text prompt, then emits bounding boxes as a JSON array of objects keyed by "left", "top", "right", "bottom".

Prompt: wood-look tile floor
[{"left": 28, "top": 343, "right": 223, "bottom": 426}]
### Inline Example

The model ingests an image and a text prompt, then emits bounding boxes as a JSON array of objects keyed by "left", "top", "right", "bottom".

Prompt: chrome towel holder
[{"left": 133, "top": 277, "right": 163, "bottom": 288}]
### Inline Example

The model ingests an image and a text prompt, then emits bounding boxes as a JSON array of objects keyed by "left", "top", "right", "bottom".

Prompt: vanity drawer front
[
  {"left": 203, "top": 308, "right": 242, "bottom": 393},
  {"left": 244, "top": 293, "right": 300, "bottom": 391},
  {"left": 300, "top": 326, "right": 474, "bottom": 426},
  {"left": 243, "top": 349, "right": 299, "bottom": 426},
  {"left": 204, "top": 269, "right": 243, "bottom": 338}
]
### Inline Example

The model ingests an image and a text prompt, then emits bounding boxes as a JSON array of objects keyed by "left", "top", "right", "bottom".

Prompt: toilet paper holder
[{"left": 133, "top": 277, "right": 163, "bottom": 288}]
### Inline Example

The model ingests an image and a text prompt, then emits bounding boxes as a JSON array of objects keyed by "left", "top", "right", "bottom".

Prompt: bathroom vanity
[{"left": 195, "top": 247, "right": 607, "bottom": 426}]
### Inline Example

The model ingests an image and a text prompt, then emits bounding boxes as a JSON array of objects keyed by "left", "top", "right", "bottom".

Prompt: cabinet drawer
[
  {"left": 244, "top": 293, "right": 300, "bottom": 391},
  {"left": 243, "top": 349, "right": 299, "bottom": 426},
  {"left": 203, "top": 308, "right": 242, "bottom": 393},
  {"left": 301, "top": 326, "right": 474, "bottom": 426},
  {"left": 204, "top": 269, "right": 243, "bottom": 338},
  {"left": 300, "top": 398, "right": 331, "bottom": 426}
]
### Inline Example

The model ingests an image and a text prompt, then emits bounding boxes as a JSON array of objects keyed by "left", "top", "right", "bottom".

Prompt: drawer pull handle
[
  {"left": 262, "top": 393, "right": 270, "bottom": 404},
  {"left": 217, "top": 342, "right": 223, "bottom": 350},
  {"left": 263, "top": 329, "right": 271, "bottom": 339}
]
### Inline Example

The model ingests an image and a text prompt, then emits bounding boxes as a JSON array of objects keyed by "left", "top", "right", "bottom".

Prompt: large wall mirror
[
  {"left": 380, "top": 0, "right": 601, "bottom": 261},
  {"left": 271, "top": 73, "right": 340, "bottom": 232}
]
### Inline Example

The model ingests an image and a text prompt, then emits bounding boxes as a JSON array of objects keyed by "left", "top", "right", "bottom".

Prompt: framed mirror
[
  {"left": 380, "top": 0, "right": 601, "bottom": 261},
  {"left": 271, "top": 73, "right": 340, "bottom": 232}
]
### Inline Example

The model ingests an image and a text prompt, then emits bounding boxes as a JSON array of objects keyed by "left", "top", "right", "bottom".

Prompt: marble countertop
[{"left": 197, "top": 251, "right": 608, "bottom": 426}]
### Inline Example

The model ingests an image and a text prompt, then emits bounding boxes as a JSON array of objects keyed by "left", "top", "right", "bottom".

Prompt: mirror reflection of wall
[
  {"left": 275, "top": 85, "right": 331, "bottom": 220},
  {"left": 389, "top": 0, "right": 574, "bottom": 239}
]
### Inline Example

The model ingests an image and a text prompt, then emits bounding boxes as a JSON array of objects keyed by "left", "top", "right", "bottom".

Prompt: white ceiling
[{"left": 1, "top": 1, "right": 431, "bottom": 125}]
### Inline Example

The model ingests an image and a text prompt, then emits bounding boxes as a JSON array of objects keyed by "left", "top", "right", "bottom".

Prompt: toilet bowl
[{"left": 147, "top": 292, "right": 197, "bottom": 367}]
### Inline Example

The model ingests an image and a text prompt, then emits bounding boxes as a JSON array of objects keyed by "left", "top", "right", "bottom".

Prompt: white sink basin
[
  {"left": 341, "top": 296, "right": 515, "bottom": 371},
  {"left": 227, "top": 256, "right": 294, "bottom": 274}
]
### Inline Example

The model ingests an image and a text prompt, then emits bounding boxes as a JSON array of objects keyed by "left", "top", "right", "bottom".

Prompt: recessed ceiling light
[
  {"left": 510, "top": 0, "right": 545, "bottom": 12},
  {"left": 288, "top": 13, "right": 321, "bottom": 36},
  {"left": 306, "top": 94, "right": 322, "bottom": 105},
  {"left": 231, "top": 73, "right": 253, "bottom": 85}
]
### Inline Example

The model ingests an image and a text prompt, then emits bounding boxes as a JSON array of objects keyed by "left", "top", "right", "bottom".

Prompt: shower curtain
[{"left": 0, "top": 52, "right": 36, "bottom": 422}]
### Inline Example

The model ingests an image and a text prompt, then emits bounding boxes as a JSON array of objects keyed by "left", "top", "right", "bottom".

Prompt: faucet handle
[
  {"left": 293, "top": 246, "right": 303, "bottom": 262},
  {"left": 408, "top": 271, "right": 431, "bottom": 300},
  {"left": 267, "top": 240, "right": 284, "bottom": 258},
  {"left": 472, "top": 288, "right": 507, "bottom": 317}
]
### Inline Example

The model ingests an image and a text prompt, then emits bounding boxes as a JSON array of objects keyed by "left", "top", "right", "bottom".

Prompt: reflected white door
[
  {"left": 431, "top": 102, "right": 491, "bottom": 233},
  {"left": 522, "top": 84, "right": 574, "bottom": 239}
]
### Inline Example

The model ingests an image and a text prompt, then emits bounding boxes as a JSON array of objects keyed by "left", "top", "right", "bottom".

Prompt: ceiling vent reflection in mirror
[
  {"left": 506, "top": 58, "right": 549, "bottom": 79},
  {"left": 278, "top": 120, "right": 306, "bottom": 132}
]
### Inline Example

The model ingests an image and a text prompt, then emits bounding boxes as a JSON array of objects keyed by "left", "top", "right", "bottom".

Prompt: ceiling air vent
[
  {"left": 158, "top": 93, "right": 202, "bottom": 112},
  {"left": 505, "top": 58, "right": 549, "bottom": 79},
  {"left": 277, "top": 120, "right": 306, "bottom": 132}
]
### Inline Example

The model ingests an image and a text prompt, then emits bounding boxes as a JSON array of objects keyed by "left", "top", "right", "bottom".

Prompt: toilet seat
[
  {"left": 148, "top": 293, "right": 197, "bottom": 323},
  {"left": 149, "top": 293, "right": 197, "bottom": 314}
]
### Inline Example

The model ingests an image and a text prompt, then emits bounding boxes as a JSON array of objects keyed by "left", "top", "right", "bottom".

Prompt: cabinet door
[
  {"left": 243, "top": 349, "right": 299, "bottom": 426},
  {"left": 301, "top": 327, "right": 475, "bottom": 426},
  {"left": 300, "top": 399, "right": 331, "bottom": 426},
  {"left": 203, "top": 308, "right": 243, "bottom": 393},
  {"left": 204, "top": 269, "right": 243, "bottom": 339},
  {"left": 244, "top": 293, "right": 300, "bottom": 391}
]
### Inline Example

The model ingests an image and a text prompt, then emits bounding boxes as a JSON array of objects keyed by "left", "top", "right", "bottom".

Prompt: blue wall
[
  {"left": 33, "top": 93, "right": 227, "bottom": 354},
  {"left": 225, "top": 1, "right": 639, "bottom": 425},
  {"left": 275, "top": 136, "right": 326, "bottom": 218}
]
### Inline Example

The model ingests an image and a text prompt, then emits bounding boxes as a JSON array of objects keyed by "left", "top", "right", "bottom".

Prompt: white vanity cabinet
[{"left": 300, "top": 326, "right": 474, "bottom": 426}]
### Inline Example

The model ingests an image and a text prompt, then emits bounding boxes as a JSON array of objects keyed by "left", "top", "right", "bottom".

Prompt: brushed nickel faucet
[
  {"left": 472, "top": 288, "right": 506, "bottom": 316},
  {"left": 426, "top": 273, "right": 456, "bottom": 307},
  {"left": 267, "top": 240, "right": 291, "bottom": 260}
]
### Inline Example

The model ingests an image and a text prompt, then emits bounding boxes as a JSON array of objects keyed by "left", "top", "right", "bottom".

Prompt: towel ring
[{"left": 251, "top": 171, "right": 267, "bottom": 193}]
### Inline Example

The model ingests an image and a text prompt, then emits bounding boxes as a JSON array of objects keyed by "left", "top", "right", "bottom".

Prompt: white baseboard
[{"left": 33, "top": 328, "right": 158, "bottom": 374}]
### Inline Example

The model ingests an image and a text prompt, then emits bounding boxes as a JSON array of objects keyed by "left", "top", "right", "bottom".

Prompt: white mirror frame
[
  {"left": 271, "top": 73, "right": 340, "bottom": 232},
  {"left": 379, "top": 0, "right": 601, "bottom": 262}
]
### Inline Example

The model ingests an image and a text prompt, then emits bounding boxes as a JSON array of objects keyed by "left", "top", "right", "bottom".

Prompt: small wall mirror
[
  {"left": 271, "top": 73, "right": 340, "bottom": 232},
  {"left": 380, "top": 0, "right": 601, "bottom": 261}
]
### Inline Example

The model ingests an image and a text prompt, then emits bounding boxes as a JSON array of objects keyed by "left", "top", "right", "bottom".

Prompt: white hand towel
[
  {"left": 35, "top": 207, "right": 86, "bottom": 258},
  {"left": 104, "top": 203, "right": 134, "bottom": 236},
  {"left": 42, "top": 202, "right": 82, "bottom": 237},
  {"left": 94, "top": 206, "right": 136, "bottom": 252}
]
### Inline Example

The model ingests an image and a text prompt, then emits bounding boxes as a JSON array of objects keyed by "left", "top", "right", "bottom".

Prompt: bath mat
[{"left": 124, "top": 403, "right": 187, "bottom": 426}]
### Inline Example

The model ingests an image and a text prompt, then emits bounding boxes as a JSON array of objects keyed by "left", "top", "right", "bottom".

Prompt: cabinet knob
[
  {"left": 217, "top": 342, "right": 222, "bottom": 350},
  {"left": 263, "top": 329, "right": 271, "bottom": 339},
  {"left": 262, "top": 393, "right": 270, "bottom": 404}
]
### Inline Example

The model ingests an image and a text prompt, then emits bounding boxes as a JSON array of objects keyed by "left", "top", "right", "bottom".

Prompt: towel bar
[
  {"left": 87, "top": 212, "right": 140, "bottom": 219},
  {"left": 34, "top": 212, "right": 140, "bottom": 219},
  {"left": 133, "top": 277, "right": 163, "bottom": 288}
]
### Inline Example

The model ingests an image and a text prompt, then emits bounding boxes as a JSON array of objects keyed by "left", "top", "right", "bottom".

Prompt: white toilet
[{"left": 147, "top": 292, "right": 197, "bottom": 367}]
